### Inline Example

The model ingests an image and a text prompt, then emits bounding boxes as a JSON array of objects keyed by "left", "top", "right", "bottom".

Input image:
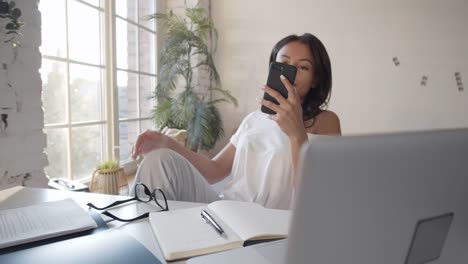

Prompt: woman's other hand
[
  {"left": 259, "top": 75, "right": 307, "bottom": 144},
  {"left": 132, "top": 130, "right": 175, "bottom": 160}
]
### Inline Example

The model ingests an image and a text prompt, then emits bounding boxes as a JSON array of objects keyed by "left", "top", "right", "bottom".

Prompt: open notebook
[{"left": 149, "top": 200, "right": 291, "bottom": 261}]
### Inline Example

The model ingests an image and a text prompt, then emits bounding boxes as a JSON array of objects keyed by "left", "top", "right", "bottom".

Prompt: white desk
[{"left": 0, "top": 186, "right": 204, "bottom": 264}]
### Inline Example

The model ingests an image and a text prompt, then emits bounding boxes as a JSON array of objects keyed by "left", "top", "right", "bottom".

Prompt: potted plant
[
  {"left": 90, "top": 160, "right": 129, "bottom": 195},
  {"left": 147, "top": 7, "right": 237, "bottom": 151}
]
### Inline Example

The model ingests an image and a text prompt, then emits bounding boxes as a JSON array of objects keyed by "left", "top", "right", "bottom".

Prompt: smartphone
[{"left": 261, "top": 62, "right": 297, "bottom": 115}]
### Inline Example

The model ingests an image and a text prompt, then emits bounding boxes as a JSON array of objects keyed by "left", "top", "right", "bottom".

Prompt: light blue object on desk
[{"left": 0, "top": 230, "right": 162, "bottom": 264}]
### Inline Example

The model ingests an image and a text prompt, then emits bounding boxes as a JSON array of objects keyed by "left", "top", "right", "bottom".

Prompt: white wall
[
  {"left": 211, "top": 0, "right": 468, "bottom": 153},
  {"left": 0, "top": 0, "right": 48, "bottom": 189},
  {"left": 1, "top": 0, "right": 466, "bottom": 184}
]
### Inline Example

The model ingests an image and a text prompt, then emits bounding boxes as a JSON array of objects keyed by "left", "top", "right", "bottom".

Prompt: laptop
[{"left": 188, "top": 129, "right": 468, "bottom": 264}]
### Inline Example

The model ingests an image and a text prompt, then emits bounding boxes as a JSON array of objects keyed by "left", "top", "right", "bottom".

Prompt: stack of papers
[{"left": 0, "top": 199, "right": 97, "bottom": 249}]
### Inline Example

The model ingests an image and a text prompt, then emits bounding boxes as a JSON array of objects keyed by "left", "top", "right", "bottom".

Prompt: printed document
[{"left": 0, "top": 199, "right": 97, "bottom": 249}]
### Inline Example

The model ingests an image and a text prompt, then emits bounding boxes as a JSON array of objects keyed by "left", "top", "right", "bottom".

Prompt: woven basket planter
[{"left": 89, "top": 167, "right": 129, "bottom": 195}]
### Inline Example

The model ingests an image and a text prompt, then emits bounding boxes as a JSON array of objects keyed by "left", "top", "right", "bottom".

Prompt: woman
[{"left": 131, "top": 33, "right": 341, "bottom": 209}]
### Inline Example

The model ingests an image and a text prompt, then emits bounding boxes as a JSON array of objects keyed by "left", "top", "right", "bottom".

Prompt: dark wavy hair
[{"left": 269, "top": 33, "right": 332, "bottom": 124}]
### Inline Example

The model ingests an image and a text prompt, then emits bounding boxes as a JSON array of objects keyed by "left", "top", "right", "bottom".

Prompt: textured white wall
[
  {"left": 210, "top": 0, "right": 468, "bottom": 154},
  {"left": 0, "top": 0, "right": 48, "bottom": 189}
]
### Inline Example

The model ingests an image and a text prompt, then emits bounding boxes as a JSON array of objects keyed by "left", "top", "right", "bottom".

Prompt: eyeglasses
[{"left": 87, "top": 183, "right": 169, "bottom": 222}]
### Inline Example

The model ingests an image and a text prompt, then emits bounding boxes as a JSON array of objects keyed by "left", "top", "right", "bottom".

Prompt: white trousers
[{"left": 131, "top": 148, "right": 221, "bottom": 203}]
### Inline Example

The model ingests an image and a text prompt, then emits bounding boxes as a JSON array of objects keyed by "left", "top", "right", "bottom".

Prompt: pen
[{"left": 201, "top": 209, "right": 225, "bottom": 235}]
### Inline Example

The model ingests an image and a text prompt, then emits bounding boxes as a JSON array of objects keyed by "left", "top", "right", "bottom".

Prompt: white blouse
[{"left": 222, "top": 110, "right": 315, "bottom": 209}]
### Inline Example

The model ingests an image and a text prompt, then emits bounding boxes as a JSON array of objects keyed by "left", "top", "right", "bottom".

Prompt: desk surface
[{"left": 0, "top": 186, "right": 204, "bottom": 264}]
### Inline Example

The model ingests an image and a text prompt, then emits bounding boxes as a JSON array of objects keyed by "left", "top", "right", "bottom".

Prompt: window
[{"left": 40, "top": 0, "right": 158, "bottom": 181}]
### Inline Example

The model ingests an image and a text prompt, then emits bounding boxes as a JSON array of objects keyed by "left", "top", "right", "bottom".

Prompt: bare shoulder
[
  {"left": 305, "top": 110, "right": 341, "bottom": 135},
  {"left": 319, "top": 110, "right": 340, "bottom": 124}
]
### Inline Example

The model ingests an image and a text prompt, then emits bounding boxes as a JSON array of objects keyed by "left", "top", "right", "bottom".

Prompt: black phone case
[{"left": 261, "top": 62, "right": 297, "bottom": 115}]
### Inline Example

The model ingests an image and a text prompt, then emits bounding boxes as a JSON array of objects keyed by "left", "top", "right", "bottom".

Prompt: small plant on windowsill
[
  {"left": 96, "top": 160, "right": 120, "bottom": 171},
  {"left": 90, "top": 160, "right": 128, "bottom": 195}
]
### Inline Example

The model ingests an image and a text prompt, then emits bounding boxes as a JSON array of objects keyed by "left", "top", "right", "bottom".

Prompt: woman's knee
[
  {"left": 133, "top": 148, "right": 180, "bottom": 189},
  {"left": 141, "top": 148, "right": 180, "bottom": 166},
  {"left": 138, "top": 148, "right": 187, "bottom": 181}
]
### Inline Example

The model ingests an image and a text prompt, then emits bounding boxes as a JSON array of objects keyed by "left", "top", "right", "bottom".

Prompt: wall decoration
[
  {"left": 420, "top": 76, "right": 428, "bottom": 86},
  {"left": 0, "top": 0, "right": 23, "bottom": 137},
  {"left": 455, "top": 72, "right": 463, "bottom": 92},
  {"left": 392, "top": 57, "right": 464, "bottom": 92},
  {"left": 0, "top": 169, "right": 32, "bottom": 187}
]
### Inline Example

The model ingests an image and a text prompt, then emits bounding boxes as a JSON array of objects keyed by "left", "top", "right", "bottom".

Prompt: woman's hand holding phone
[
  {"left": 261, "top": 62, "right": 296, "bottom": 115},
  {"left": 259, "top": 75, "right": 308, "bottom": 144}
]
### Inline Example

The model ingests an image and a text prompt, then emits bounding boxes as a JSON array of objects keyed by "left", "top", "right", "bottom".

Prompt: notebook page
[
  {"left": 149, "top": 206, "right": 242, "bottom": 260},
  {"left": 0, "top": 199, "right": 97, "bottom": 249},
  {"left": 208, "top": 200, "right": 291, "bottom": 241}
]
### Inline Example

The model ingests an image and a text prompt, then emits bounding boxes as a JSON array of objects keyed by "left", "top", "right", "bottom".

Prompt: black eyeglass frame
[{"left": 87, "top": 183, "right": 169, "bottom": 222}]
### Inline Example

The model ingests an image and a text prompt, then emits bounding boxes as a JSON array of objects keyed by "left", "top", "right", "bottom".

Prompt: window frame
[{"left": 41, "top": 0, "right": 162, "bottom": 181}]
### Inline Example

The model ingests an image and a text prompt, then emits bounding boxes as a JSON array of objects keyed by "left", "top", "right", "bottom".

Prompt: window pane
[
  {"left": 41, "top": 59, "right": 67, "bottom": 124},
  {"left": 39, "top": 0, "right": 67, "bottom": 57},
  {"left": 119, "top": 121, "right": 138, "bottom": 162},
  {"left": 44, "top": 128, "right": 68, "bottom": 179},
  {"left": 41, "top": 0, "right": 160, "bottom": 182},
  {"left": 139, "top": 29, "right": 156, "bottom": 74},
  {"left": 117, "top": 70, "right": 138, "bottom": 119},
  {"left": 70, "top": 64, "right": 103, "bottom": 122},
  {"left": 116, "top": 18, "right": 138, "bottom": 70},
  {"left": 68, "top": 0, "right": 102, "bottom": 64},
  {"left": 140, "top": 119, "right": 153, "bottom": 132},
  {"left": 116, "top": 0, "right": 137, "bottom": 22},
  {"left": 139, "top": 75, "right": 155, "bottom": 117},
  {"left": 71, "top": 125, "right": 103, "bottom": 180},
  {"left": 138, "top": 0, "right": 156, "bottom": 30},
  {"left": 81, "top": 0, "right": 100, "bottom": 8}
]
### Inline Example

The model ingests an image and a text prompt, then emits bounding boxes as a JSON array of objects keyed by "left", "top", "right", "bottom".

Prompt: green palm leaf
[
  {"left": 152, "top": 99, "right": 172, "bottom": 128},
  {"left": 186, "top": 103, "right": 223, "bottom": 150},
  {"left": 201, "top": 104, "right": 223, "bottom": 150},
  {"left": 155, "top": 62, "right": 185, "bottom": 99},
  {"left": 170, "top": 90, "right": 197, "bottom": 128},
  {"left": 212, "top": 87, "right": 238, "bottom": 106}
]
